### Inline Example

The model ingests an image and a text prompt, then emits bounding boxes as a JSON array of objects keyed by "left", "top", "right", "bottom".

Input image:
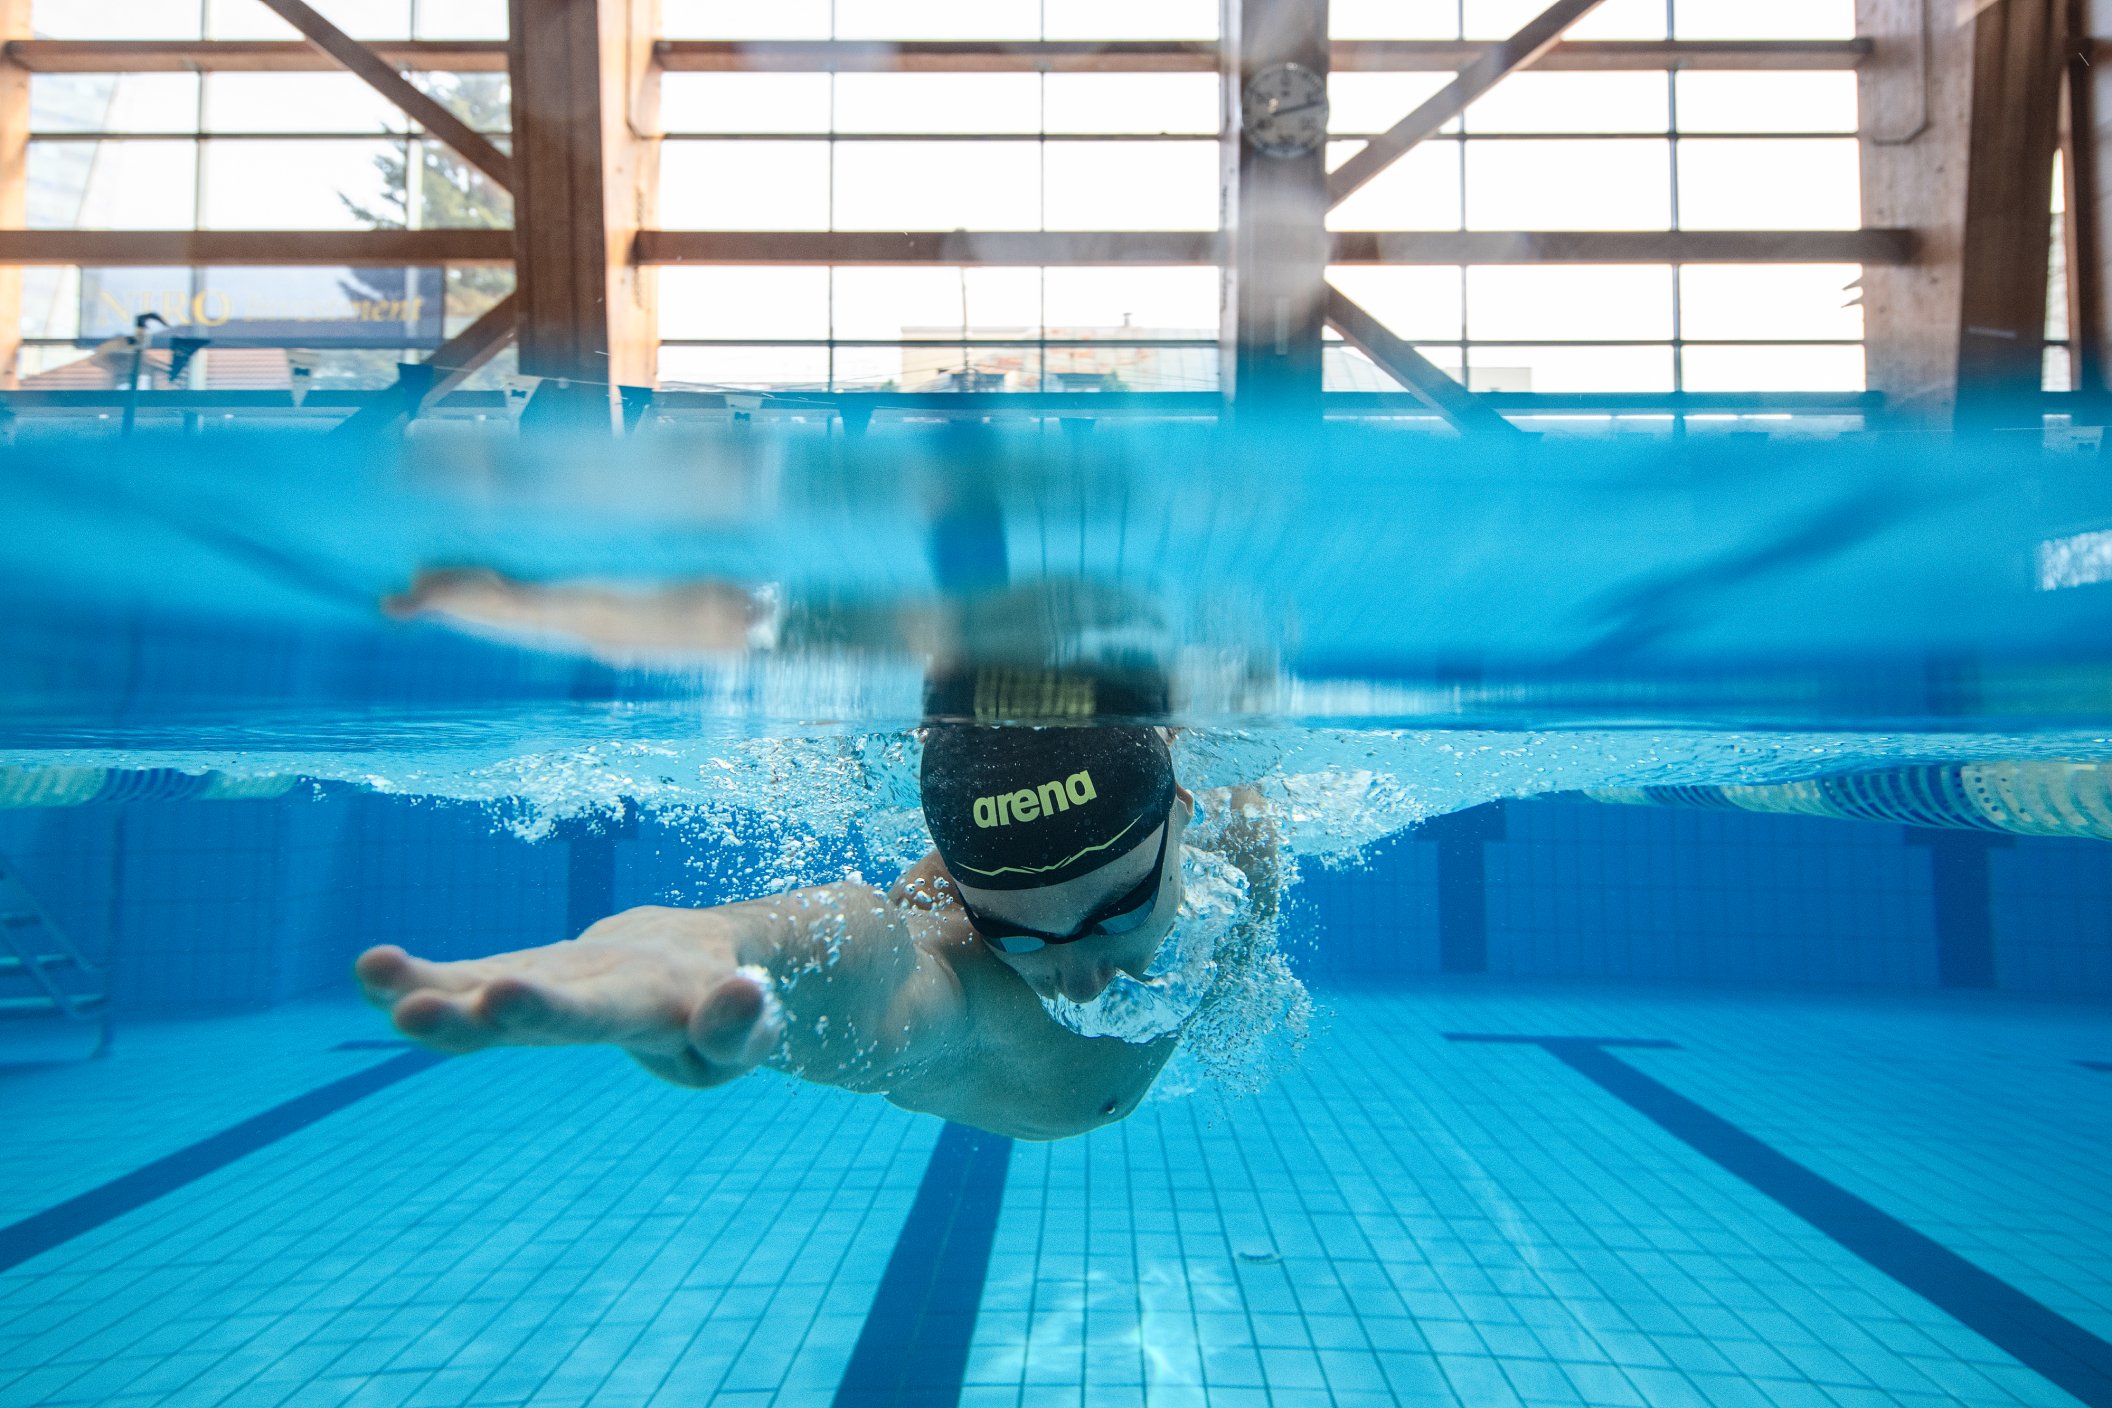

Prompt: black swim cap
[{"left": 921, "top": 725, "right": 1175, "bottom": 892}]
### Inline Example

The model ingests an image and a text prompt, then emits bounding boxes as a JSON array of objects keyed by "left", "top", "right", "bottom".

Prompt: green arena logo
[{"left": 971, "top": 771, "right": 1098, "bottom": 827}]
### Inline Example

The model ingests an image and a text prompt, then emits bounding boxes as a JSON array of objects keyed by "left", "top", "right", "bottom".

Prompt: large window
[
  {"left": 15, "top": 0, "right": 1871, "bottom": 413},
  {"left": 655, "top": 65, "right": 1222, "bottom": 393},
  {"left": 1323, "top": 36, "right": 1864, "bottom": 397},
  {"left": 659, "top": 262, "right": 1221, "bottom": 393},
  {"left": 660, "top": 0, "right": 1220, "bottom": 42},
  {"left": 656, "top": 0, "right": 1867, "bottom": 404},
  {"left": 28, "top": 0, "right": 509, "bottom": 40},
  {"left": 18, "top": 0, "right": 511, "bottom": 388}
]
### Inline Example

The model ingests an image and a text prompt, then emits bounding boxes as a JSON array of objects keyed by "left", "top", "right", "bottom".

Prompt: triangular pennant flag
[
  {"left": 165, "top": 336, "right": 209, "bottom": 383},
  {"left": 287, "top": 350, "right": 318, "bottom": 408},
  {"left": 503, "top": 374, "right": 541, "bottom": 423},
  {"left": 394, "top": 362, "right": 436, "bottom": 411}
]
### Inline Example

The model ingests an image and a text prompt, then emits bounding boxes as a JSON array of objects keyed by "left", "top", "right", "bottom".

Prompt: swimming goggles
[{"left": 962, "top": 821, "right": 1171, "bottom": 954}]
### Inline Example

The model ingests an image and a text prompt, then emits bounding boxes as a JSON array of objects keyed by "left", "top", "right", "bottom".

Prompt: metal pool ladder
[{"left": 0, "top": 854, "right": 110, "bottom": 1058}]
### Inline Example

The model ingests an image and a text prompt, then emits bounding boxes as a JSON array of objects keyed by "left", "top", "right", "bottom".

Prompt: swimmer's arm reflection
[
  {"left": 383, "top": 568, "right": 769, "bottom": 655},
  {"left": 383, "top": 567, "right": 943, "bottom": 661}
]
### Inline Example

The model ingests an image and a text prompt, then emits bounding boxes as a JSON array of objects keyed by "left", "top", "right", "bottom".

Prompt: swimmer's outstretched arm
[{"left": 355, "top": 884, "right": 968, "bottom": 1095}]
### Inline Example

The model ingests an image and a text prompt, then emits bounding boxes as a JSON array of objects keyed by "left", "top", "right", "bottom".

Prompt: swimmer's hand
[{"left": 354, "top": 907, "right": 784, "bottom": 1089}]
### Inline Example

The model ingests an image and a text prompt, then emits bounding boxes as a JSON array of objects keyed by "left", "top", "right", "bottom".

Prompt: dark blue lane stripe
[
  {"left": 835, "top": 1121, "right": 1013, "bottom": 1408},
  {"left": 2079, "top": 1061, "right": 2112, "bottom": 1074},
  {"left": 0, "top": 1049, "right": 441, "bottom": 1276},
  {"left": 1449, "top": 1034, "right": 2112, "bottom": 1408}
]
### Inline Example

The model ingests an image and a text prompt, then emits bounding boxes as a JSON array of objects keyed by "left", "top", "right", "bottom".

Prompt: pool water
[
  {"left": 4, "top": 985, "right": 2109, "bottom": 1407},
  {"left": 2, "top": 423, "right": 2110, "bottom": 1407}
]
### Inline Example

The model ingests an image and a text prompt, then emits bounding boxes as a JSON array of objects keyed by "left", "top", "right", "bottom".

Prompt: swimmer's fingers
[
  {"left": 355, "top": 945, "right": 481, "bottom": 1009},
  {"left": 632, "top": 972, "right": 783, "bottom": 1089},
  {"left": 364, "top": 933, "right": 770, "bottom": 1074},
  {"left": 488, "top": 971, "right": 696, "bottom": 1049},
  {"left": 389, "top": 989, "right": 493, "bottom": 1053},
  {"left": 356, "top": 941, "right": 626, "bottom": 1012},
  {"left": 387, "top": 972, "right": 653, "bottom": 1054},
  {"left": 692, "top": 971, "right": 783, "bottom": 1066}
]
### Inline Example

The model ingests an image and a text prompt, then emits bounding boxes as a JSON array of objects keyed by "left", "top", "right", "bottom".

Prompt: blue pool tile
[
  {"left": 1197, "top": 1342, "right": 1265, "bottom": 1388},
  {"left": 1015, "top": 1384, "right": 1081, "bottom": 1408},
  {"left": 1193, "top": 1390, "right": 1268, "bottom": 1408},
  {"left": 1256, "top": 1345, "right": 1328, "bottom": 1390},
  {"left": 1504, "top": 1356, "right": 1586, "bottom": 1402},
  {"left": 1377, "top": 1351, "right": 1461, "bottom": 1408},
  {"left": 3, "top": 986, "right": 2110, "bottom": 1408},
  {"left": 1312, "top": 1348, "right": 1389, "bottom": 1393},
  {"left": 1440, "top": 1353, "right": 1529, "bottom": 1406},
  {"left": 1264, "top": 1390, "right": 1335, "bottom": 1408},
  {"left": 1621, "top": 1366, "right": 1713, "bottom": 1407}
]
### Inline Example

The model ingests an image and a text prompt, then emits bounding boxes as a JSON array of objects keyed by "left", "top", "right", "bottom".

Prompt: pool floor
[{"left": 1, "top": 980, "right": 2109, "bottom": 1408}]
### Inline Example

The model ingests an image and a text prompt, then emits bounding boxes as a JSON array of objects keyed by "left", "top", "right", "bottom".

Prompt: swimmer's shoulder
[
  {"left": 891, "top": 849, "right": 1036, "bottom": 1018},
  {"left": 881, "top": 854, "right": 1176, "bottom": 1134},
  {"left": 887, "top": 848, "right": 955, "bottom": 910},
  {"left": 888, "top": 850, "right": 979, "bottom": 952},
  {"left": 881, "top": 853, "right": 1062, "bottom": 1021}
]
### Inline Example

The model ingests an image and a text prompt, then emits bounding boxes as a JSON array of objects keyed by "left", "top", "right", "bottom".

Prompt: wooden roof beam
[
  {"left": 633, "top": 229, "right": 1914, "bottom": 265},
  {"left": 0, "top": 228, "right": 1915, "bottom": 267},
  {"left": 2065, "top": 0, "right": 2107, "bottom": 399},
  {"left": 504, "top": 0, "right": 660, "bottom": 429},
  {"left": 1952, "top": 0, "right": 2063, "bottom": 429},
  {"left": 0, "top": 229, "right": 515, "bottom": 264},
  {"left": 1325, "top": 229, "right": 1914, "bottom": 263},
  {"left": 1324, "top": 285, "right": 1521, "bottom": 435},
  {"left": 1, "top": 0, "right": 25, "bottom": 389},
  {"left": 5, "top": 37, "right": 1868, "bottom": 75},
  {"left": 1329, "top": 0, "right": 1611, "bottom": 209},
  {"left": 1859, "top": 0, "right": 2063, "bottom": 429},
  {"left": 659, "top": 38, "right": 1868, "bottom": 72},
  {"left": 657, "top": 39, "right": 1218, "bottom": 72},
  {"left": 1, "top": 39, "right": 508, "bottom": 72},
  {"left": 252, "top": 0, "right": 514, "bottom": 192},
  {"left": 1338, "top": 38, "right": 1870, "bottom": 70},
  {"left": 631, "top": 230, "right": 1220, "bottom": 264}
]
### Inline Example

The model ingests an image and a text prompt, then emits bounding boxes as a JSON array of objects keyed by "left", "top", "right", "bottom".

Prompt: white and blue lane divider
[{"left": 0, "top": 766, "right": 301, "bottom": 809}]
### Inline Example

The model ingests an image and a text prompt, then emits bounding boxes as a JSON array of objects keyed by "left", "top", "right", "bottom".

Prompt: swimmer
[{"left": 357, "top": 724, "right": 1281, "bottom": 1141}]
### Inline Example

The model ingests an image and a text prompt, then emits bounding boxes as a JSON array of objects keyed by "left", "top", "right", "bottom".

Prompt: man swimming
[{"left": 358, "top": 721, "right": 1275, "bottom": 1140}]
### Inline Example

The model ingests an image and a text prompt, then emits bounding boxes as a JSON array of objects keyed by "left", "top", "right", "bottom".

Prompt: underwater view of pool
[{"left": 2, "top": 423, "right": 2110, "bottom": 1407}]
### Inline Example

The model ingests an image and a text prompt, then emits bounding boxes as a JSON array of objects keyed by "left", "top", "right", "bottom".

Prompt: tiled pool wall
[{"left": 1, "top": 790, "right": 2106, "bottom": 1020}]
